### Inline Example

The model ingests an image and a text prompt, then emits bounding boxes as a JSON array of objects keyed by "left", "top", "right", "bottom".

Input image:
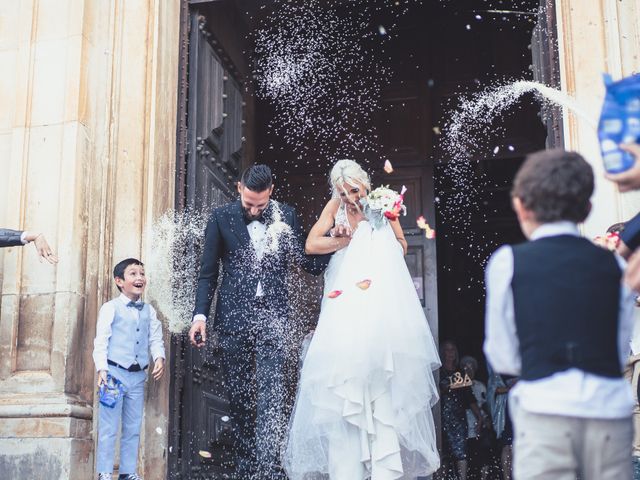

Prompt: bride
[{"left": 283, "top": 160, "right": 441, "bottom": 480}]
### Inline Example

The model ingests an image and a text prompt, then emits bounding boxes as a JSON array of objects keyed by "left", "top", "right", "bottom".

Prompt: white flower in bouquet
[{"left": 362, "top": 185, "right": 407, "bottom": 229}]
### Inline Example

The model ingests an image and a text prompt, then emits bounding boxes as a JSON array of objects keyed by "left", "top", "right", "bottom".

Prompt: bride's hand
[{"left": 330, "top": 225, "right": 352, "bottom": 238}]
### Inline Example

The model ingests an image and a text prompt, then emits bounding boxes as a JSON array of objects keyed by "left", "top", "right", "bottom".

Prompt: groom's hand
[{"left": 189, "top": 319, "right": 207, "bottom": 347}]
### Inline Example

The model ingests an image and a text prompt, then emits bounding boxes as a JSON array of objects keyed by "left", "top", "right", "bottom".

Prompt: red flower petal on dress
[
  {"left": 356, "top": 279, "right": 372, "bottom": 290},
  {"left": 327, "top": 290, "right": 342, "bottom": 299}
]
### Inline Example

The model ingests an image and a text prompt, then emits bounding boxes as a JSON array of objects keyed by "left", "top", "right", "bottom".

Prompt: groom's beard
[{"left": 242, "top": 207, "right": 266, "bottom": 223}]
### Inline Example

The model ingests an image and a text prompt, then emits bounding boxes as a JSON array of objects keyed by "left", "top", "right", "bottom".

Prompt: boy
[
  {"left": 484, "top": 149, "right": 635, "bottom": 480},
  {"left": 93, "top": 258, "right": 166, "bottom": 480}
]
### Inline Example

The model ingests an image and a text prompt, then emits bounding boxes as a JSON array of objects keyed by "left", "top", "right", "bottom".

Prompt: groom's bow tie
[
  {"left": 243, "top": 214, "right": 266, "bottom": 225},
  {"left": 127, "top": 301, "right": 144, "bottom": 311}
]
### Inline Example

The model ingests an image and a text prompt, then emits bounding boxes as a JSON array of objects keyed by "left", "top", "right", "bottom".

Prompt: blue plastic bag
[
  {"left": 98, "top": 373, "right": 126, "bottom": 408},
  {"left": 598, "top": 73, "right": 640, "bottom": 173}
]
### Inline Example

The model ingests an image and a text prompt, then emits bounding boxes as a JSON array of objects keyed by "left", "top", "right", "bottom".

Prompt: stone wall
[
  {"left": 0, "top": 0, "right": 180, "bottom": 478},
  {"left": 2, "top": 0, "right": 640, "bottom": 478},
  {"left": 556, "top": 0, "right": 640, "bottom": 236}
]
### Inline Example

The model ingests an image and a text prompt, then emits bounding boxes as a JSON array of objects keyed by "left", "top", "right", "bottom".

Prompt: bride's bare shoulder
[{"left": 322, "top": 198, "right": 340, "bottom": 215}]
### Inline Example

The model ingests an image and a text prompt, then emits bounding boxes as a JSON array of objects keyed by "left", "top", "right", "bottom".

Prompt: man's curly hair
[{"left": 511, "top": 149, "right": 593, "bottom": 223}]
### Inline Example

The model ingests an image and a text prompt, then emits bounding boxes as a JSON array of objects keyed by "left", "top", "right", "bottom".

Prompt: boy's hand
[
  {"left": 152, "top": 358, "right": 165, "bottom": 380},
  {"left": 189, "top": 319, "right": 207, "bottom": 347},
  {"left": 98, "top": 370, "right": 108, "bottom": 387},
  {"left": 605, "top": 143, "right": 640, "bottom": 192}
]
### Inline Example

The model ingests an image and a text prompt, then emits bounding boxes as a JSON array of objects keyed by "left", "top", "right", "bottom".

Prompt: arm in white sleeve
[
  {"left": 483, "top": 245, "right": 521, "bottom": 376},
  {"left": 92, "top": 302, "right": 116, "bottom": 372},
  {"left": 148, "top": 304, "right": 166, "bottom": 361},
  {"left": 616, "top": 255, "right": 636, "bottom": 370}
]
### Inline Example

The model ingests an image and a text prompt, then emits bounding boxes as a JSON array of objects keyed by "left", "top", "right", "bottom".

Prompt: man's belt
[{"left": 107, "top": 359, "right": 147, "bottom": 372}]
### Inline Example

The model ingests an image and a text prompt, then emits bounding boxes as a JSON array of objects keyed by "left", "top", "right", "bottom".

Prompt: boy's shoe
[
  {"left": 118, "top": 475, "right": 142, "bottom": 480},
  {"left": 98, "top": 474, "right": 112, "bottom": 480}
]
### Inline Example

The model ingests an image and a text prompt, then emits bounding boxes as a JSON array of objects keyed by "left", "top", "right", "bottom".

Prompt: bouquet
[{"left": 362, "top": 185, "right": 407, "bottom": 229}]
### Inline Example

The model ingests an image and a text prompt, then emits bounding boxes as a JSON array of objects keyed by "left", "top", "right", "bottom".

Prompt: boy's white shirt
[
  {"left": 483, "top": 221, "right": 635, "bottom": 419},
  {"left": 93, "top": 293, "right": 166, "bottom": 372}
]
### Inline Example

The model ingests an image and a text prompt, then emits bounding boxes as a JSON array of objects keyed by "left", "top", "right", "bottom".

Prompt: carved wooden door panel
[
  {"left": 169, "top": 6, "right": 245, "bottom": 479},
  {"left": 373, "top": 80, "right": 439, "bottom": 343},
  {"left": 532, "top": 0, "right": 563, "bottom": 148}
]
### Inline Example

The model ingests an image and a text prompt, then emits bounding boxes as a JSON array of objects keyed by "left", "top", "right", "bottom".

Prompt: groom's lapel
[
  {"left": 229, "top": 200, "right": 251, "bottom": 246},
  {"left": 262, "top": 201, "right": 276, "bottom": 229}
]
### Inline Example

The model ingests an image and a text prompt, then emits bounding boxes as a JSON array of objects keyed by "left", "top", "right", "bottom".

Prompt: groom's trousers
[{"left": 219, "top": 299, "right": 289, "bottom": 480}]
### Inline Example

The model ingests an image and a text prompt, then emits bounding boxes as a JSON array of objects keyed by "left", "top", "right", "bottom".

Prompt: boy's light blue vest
[{"left": 106, "top": 299, "right": 151, "bottom": 369}]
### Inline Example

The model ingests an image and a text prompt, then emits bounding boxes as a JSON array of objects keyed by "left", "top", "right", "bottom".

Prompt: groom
[{"left": 189, "top": 164, "right": 329, "bottom": 479}]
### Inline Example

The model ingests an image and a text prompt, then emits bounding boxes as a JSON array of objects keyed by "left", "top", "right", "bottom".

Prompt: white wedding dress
[{"left": 283, "top": 203, "right": 441, "bottom": 480}]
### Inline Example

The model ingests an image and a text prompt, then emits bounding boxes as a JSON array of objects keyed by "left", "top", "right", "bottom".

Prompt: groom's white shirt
[
  {"left": 193, "top": 219, "right": 266, "bottom": 324},
  {"left": 483, "top": 221, "right": 635, "bottom": 419}
]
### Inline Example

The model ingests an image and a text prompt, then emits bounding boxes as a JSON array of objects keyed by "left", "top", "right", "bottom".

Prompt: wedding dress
[{"left": 283, "top": 202, "right": 441, "bottom": 480}]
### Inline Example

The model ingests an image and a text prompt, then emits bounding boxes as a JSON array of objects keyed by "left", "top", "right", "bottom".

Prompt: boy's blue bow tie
[{"left": 127, "top": 301, "right": 144, "bottom": 311}]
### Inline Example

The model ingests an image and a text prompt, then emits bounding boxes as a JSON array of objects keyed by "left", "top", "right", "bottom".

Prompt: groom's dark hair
[{"left": 240, "top": 164, "right": 273, "bottom": 192}]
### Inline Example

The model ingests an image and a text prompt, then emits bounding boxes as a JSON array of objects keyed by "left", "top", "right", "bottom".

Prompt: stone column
[
  {"left": 556, "top": 0, "right": 640, "bottom": 237},
  {"left": 0, "top": 1, "right": 180, "bottom": 478}
]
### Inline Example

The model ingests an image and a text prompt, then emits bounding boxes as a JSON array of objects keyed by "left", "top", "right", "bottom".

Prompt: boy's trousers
[
  {"left": 512, "top": 399, "right": 633, "bottom": 480},
  {"left": 96, "top": 365, "right": 147, "bottom": 474},
  {"left": 624, "top": 353, "right": 640, "bottom": 457}
]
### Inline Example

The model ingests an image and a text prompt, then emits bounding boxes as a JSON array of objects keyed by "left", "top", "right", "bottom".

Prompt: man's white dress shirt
[
  {"left": 193, "top": 218, "right": 267, "bottom": 324},
  {"left": 484, "top": 221, "right": 635, "bottom": 419}
]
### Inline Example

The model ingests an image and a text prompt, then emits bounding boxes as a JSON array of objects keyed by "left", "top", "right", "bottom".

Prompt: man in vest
[{"left": 484, "top": 149, "right": 635, "bottom": 479}]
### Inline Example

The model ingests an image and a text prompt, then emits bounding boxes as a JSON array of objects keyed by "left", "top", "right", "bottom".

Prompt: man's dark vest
[{"left": 511, "top": 235, "right": 622, "bottom": 381}]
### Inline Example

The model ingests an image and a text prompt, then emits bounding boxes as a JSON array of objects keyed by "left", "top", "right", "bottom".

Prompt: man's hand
[
  {"left": 24, "top": 232, "right": 58, "bottom": 264},
  {"left": 152, "top": 357, "right": 165, "bottom": 380},
  {"left": 189, "top": 319, "right": 207, "bottom": 347},
  {"left": 605, "top": 143, "right": 640, "bottom": 192},
  {"left": 98, "top": 370, "right": 108, "bottom": 387}
]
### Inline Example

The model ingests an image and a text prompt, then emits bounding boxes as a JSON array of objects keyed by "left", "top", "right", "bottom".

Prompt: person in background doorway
[
  {"left": 440, "top": 341, "right": 484, "bottom": 480},
  {"left": 460, "top": 355, "right": 491, "bottom": 480}
]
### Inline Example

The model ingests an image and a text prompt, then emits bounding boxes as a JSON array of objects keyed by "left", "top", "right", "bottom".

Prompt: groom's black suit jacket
[{"left": 194, "top": 200, "right": 329, "bottom": 334}]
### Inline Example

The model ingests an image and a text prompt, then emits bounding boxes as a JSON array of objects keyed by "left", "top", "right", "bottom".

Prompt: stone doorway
[{"left": 169, "top": 1, "right": 560, "bottom": 478}]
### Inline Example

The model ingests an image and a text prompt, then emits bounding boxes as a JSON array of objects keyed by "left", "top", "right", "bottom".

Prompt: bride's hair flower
[{"left": 362, "top": 185, "right": 407, "bottom": 229}]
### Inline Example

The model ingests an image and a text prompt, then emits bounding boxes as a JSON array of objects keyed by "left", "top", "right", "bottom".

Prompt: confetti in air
[
  {"left": 146, "top": 208, "right": 209, "bottom": 334},
  {"left": 252, "top": 0, "right": 421, "bottom": 162},
  {"left": 416, "top": 216, "right": 436, "bottom": 240},
  {"left": 437, "top": 79, "right": 594, "bottom": 266},
  {"left": 383, "top": 160, "right": 394, "bottom": 174}
]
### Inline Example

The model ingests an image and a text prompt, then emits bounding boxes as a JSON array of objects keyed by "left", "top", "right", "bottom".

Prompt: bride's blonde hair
[{"left": 329, "top": 159, "right": 371, "bottom": 198}]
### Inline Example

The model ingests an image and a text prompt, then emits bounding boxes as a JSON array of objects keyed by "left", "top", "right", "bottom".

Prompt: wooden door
[{"left": 169, "top": 6, "right": 245, "bottom": 479}]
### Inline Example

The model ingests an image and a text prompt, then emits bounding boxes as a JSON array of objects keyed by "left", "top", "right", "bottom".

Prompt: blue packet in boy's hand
[
  {"left": 598, "top": 73, "right": 640, "bottom": 173},
  {"left": 98, "top": 373, "right": 126, "bottom": 408}
]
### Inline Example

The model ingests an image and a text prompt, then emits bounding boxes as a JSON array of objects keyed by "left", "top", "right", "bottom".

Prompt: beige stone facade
[
  {"left": 0, "top": 0, "right": 639, "bottom": 479},
  {"left": 0, "top": 0, "right": 180, "bottom": 478},
  {"left": 556, "top": 0, "right": 640, "bottom": 235}
]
